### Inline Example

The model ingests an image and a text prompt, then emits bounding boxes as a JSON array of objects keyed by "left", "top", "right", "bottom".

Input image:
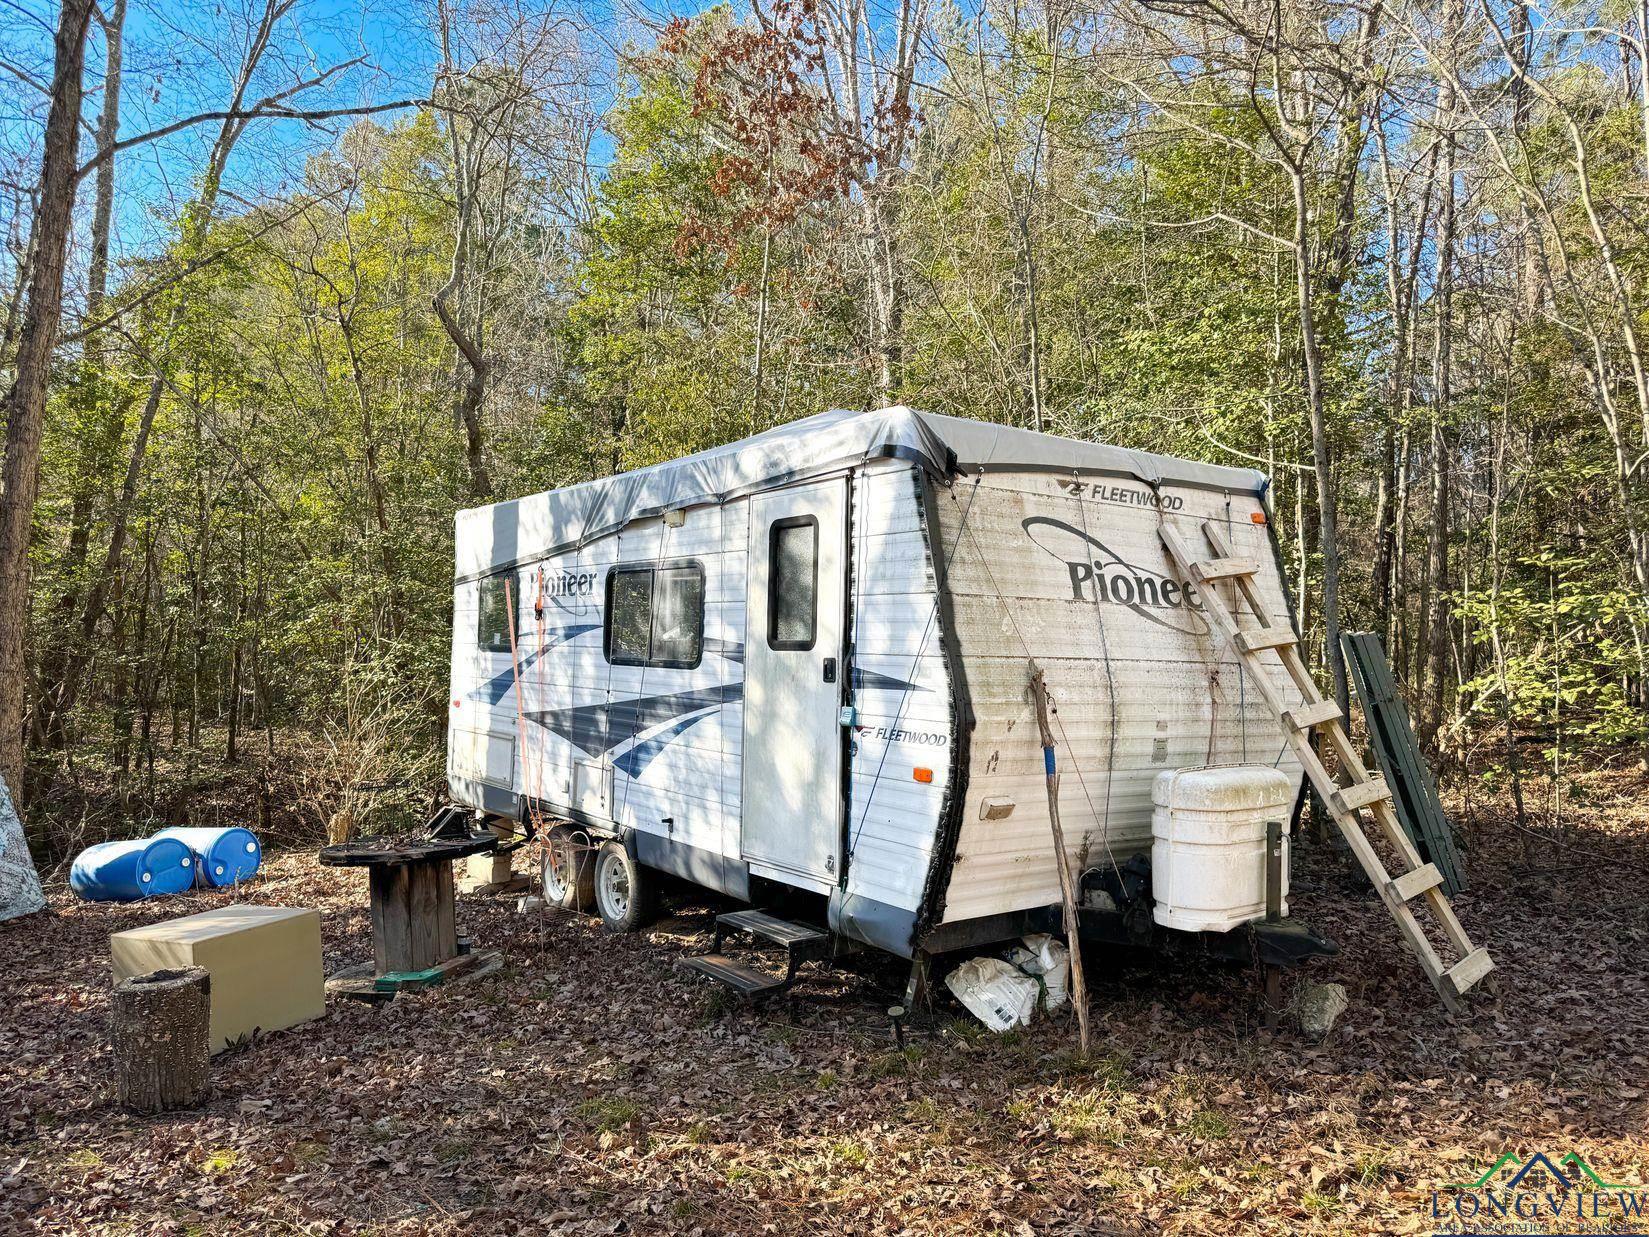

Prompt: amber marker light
[{"left": 913, "top": 767, "right": 934, "bottom": 783}]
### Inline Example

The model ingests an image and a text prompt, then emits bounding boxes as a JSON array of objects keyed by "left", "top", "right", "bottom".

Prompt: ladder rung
[
  {"left": 1191, "top": 556, "right": 1259, "bottom": 584},
  {"left": 1281, "top": 699, "right": 1342, "bottom": 730},
  {"left": 1388, "top": 863, "right": 1444, "bottom": 903},
  {"left": 1331, "top": 777, "right": 1392, "bottom": 814},
  {"left": 1234, "top": 627, "right": 1298, "bottom": 654},
  {"left": 1444, "top": 947, "right": 1494, "bottom": 997}
]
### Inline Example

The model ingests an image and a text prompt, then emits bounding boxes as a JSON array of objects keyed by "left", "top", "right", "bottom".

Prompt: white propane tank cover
[{"left": 1151, "top": 765, "right": 1295, "bottom": 933}]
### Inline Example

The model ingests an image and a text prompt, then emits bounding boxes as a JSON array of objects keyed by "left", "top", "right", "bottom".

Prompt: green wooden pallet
[{"left": 1340, "top": 632, "right": 1466, "bottom": 894}]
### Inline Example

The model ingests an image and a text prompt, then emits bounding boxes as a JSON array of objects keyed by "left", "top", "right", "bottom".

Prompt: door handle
[{"left": 822, "top": 657, "right": 837, "bottom": 684}]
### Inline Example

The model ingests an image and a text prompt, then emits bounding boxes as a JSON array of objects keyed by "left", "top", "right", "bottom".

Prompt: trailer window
[
  {"left": 604, "top": 561, "right": 704, "bottom": 669},
  {"left": 767, "top": 516, "right": 818, "bottom": 650},
  {"left": 477, "top": 573, "right": 517, "bottom": 654}
]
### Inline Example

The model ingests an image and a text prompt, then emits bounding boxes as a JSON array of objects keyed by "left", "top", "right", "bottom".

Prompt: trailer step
[
  {"left": 716, "top": 909, "right": 830, "bottom": 956},
  {"left": 705, "top": 909, "right": 834, "bottom": 992},
  {"left": 678, "top": 953, "right": 788, "bottom": 997}
]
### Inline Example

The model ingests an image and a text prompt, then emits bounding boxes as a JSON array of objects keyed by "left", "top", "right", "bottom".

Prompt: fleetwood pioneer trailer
[{"left": 444, "top": 406, "right": 1336, "bottom": 979}]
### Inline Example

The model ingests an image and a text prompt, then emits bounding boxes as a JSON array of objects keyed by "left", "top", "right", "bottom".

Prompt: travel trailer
[{"left": 446, "top": 406, "right": 1315, "bottom": 983}]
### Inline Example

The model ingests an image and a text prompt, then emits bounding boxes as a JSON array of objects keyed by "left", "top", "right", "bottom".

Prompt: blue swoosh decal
[
  {"left": 525, "top": 683, "right": 743, "bottom": 758},
  {"left": 612, "top": 709, "right": 718, "bottom": 778},
  {"left": 854, "top": 667, "right": 931, "bottom": 693},
  {"left": 470, "top": 624, "right": 600, "bottom": 704}
]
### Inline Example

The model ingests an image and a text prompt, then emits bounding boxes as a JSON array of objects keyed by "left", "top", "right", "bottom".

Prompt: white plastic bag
[
  {"left": 945, "top": 957, "right": 1040, "bottom": 1032},
  {"left": 1016, "top": 934, "right": 1071, "bottom": 1011}
]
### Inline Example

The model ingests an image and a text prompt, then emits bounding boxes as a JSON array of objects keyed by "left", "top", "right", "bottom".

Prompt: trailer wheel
[
  {"left": 541, "top": 827, "right": 596, "bottom": 912},
  {"left": 593, "top": 842, "right": 656, "bottom": 933}
]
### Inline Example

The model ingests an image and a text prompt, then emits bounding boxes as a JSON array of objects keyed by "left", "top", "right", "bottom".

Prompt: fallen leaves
[{"left": 3, "top": 768, "right": 1647, "bottom": 1234}]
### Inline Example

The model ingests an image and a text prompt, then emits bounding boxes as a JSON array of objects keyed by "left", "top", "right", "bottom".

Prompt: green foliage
[{"left": 20, "top": 2, "right": 1649, "bottom": 847}]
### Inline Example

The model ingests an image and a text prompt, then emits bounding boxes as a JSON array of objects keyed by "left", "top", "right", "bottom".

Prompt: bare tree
[
  {"left": 0, "top": 0, "right": 96, "bottom": 792},
  {"left": 432, "top": 0, "right": 592, "bottom": 498}
]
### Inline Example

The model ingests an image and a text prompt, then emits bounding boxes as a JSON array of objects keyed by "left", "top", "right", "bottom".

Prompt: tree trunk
[
  {"left": 1421, "top": 4, "right": 1460, "bottom": 747},
  {"left": 111, "top": 966, "right": 211, "bottom": 1114},
  {"left": 0, "top": 0, "right": 95, "bottom": 798},
  {"left": 1291, "top": 168, "right": 1349, "bottom": 718},
  {"left": 32, "top": 0, "right": 127, "bottom": 751}
]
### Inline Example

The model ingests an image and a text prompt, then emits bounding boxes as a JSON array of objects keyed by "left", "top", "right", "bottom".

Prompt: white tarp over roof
[{"left": 456, "top": 406, "right": 1266, "bottom": 581}]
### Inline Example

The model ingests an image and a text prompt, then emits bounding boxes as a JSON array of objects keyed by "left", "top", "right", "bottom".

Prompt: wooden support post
[
  {"left": 903, "top": 952, "right": 932, "bottom": 1014},
  {"left": 111, "top": 966, "right": 211, "bottom": 1114},
  {"left": 1029, "top": 663, "right": 1091, "bottom": 1057},
  {"left": 1262, "top": 964, "right": 1284, "bottom": 1031}
]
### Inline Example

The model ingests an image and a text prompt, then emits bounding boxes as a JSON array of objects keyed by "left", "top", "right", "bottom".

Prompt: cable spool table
[{"left": 320, "top": 834, "right": 502, "bottom": 1000}]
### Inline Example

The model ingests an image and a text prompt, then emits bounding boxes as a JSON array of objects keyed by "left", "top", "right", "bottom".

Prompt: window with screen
[
  {"left": 604, "top": 561, "right": 705, "bottom": 668},
  {"left": 477, "top": 573, "right": 517, "bottom": 653},
  {"left": 768, "top": 516, "right": 819, "bottom": 650}
]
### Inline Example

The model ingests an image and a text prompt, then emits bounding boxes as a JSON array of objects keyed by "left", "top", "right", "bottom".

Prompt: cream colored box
[{"left": 111, "top": 905, "right": 325, "bottom": 1053}]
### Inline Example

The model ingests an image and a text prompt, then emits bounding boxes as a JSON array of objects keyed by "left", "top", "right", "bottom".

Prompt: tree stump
[{"left": 111, "top": 966, "right": 211, "bottom": 1114}]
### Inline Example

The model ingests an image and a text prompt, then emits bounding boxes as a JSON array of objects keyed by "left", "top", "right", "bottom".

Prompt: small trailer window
[
  {"left": 768, "top": 516, "right": 818, "bottom": 650},
  {"left": 477, "top": 573, "right": 517, "bottom": 653},
  {"left": 605, "top": 561, "right": 704, "bottom": 668}
]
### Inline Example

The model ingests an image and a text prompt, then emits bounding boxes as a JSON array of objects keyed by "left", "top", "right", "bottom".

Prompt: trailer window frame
[
  {"left": 603, "top": 559, "right": 706, "bottom": 670},
  {"left": 766, "top": 515, "right": 819, "bottom": 652},
  {"left": 476, "top": 571, "right": 520, "bottom": 654}
]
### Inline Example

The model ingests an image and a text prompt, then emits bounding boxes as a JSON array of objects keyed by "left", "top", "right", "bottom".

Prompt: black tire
[
  {"left": 593, "top": 841, "right": 657, "bottom": 933},
  {"left": 540, "top": 826, "right": 596, "bottom": 912}
]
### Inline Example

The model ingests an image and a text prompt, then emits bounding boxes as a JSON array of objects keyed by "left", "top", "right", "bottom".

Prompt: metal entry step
[
  {"left": 680, "top": 909, "right": 834, "bottom": 998},
  {"left": 678, "top": 953, "right": 788, "bottom": 997},
  {"left": 714, "top": 908, "right": 830, "bottom": 959}
]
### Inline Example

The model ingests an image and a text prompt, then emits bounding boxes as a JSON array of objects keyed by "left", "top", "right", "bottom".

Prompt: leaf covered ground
[{"left": 5, "top": 773, "right": 1647, "bottom": 1235}]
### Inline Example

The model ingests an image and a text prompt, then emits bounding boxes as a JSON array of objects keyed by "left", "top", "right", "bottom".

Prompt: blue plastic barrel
[
  {"left": 69, "top": 837, "right": 195, "bottom": 901},
  {"left": 154, "top": 826, "right": 262, "bottom": 887}
]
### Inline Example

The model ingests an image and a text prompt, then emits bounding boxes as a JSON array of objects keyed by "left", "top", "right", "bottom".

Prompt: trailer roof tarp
[{"left": 456, "top": 406, "right": 1267, "bottom": 581}]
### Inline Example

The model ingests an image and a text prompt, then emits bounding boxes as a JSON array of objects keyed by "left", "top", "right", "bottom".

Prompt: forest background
[{"left": 3, "top": 0, "right": 1642, "bottom": 861}]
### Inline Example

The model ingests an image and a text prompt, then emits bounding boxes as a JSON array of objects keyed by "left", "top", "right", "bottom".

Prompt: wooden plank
[
  {"left": 1444, "top": 947, "right": 1494, "bottom": 997},
  {"left": 1331, "top": 777, "right": 1392, "bottom": 813},
  {"left": 1191, "top": 556, "right": 1259, "bottom": 583},
  {"left": 1389, "top": 863, "right": 1444, "bottom": 902},
  {"left": 408, "top": 862, "right": 441, "bottom": 971},
  {"left": 371, "top": 865, "right": 415, "bottom": 975},
  {"left": 1234, "top": 627, "right": 1299, "bottom": 654},
  {"left": 368, "top": 866, "right": 391, "bottom": 976},
  {"left": 433, "top": 861, "right": 458, "bottom": 963},
  {"left": 1282, "top": 698, "right": 1342, "bottom": 730},
  {"left": 1418, "top": 875, "right": 1478, "bottom": 958}
]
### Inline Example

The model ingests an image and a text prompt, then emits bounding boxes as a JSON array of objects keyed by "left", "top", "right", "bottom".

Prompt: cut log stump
[{"left": 111, "top": 966, "right": 211, "bottom": 1114}]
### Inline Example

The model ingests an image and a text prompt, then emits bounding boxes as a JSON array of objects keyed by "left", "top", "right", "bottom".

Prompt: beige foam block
[{"left": 112, "top": 905, "right": 325, "bottom": 1053}]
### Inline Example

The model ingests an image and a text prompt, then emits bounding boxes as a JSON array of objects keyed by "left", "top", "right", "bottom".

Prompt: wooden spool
[{"left": 111, "top": 966, "right": 211, "bottom": 1114}]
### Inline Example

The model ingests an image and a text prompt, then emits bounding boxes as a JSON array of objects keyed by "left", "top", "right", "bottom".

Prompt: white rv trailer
[{"left": 447, "top": 406, "right": 1308, "bottom": 960}]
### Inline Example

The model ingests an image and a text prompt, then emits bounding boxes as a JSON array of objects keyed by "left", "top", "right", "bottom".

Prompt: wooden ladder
[{"left": 1159, "top": 519, "right": 1494, "bottom": 1015}]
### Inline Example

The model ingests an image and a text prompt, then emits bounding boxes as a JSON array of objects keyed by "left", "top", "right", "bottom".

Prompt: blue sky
[{"left": 1, "top": 0, "right": 643, "bottom": 266}]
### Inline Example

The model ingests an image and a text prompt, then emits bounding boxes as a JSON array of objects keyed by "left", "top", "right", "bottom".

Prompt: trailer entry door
[{"left": 741, "top": 477, "right": 847, "bottom": 888}]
